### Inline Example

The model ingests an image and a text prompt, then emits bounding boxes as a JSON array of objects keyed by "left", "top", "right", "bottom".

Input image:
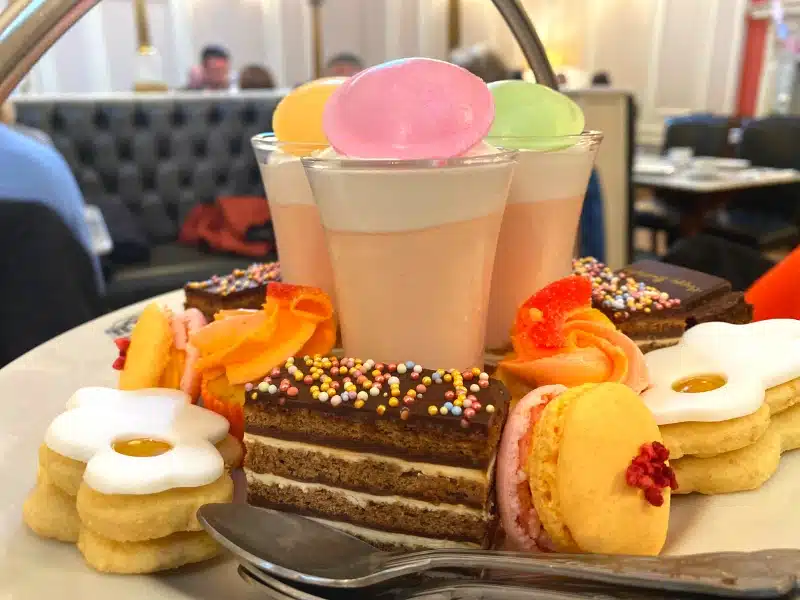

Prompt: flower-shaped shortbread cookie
[
  {"left": 45, "top": 387, "right": 230, "bottom": 495},
  {"left": 643, "top": 320, "right": 800, "bottom": 425}
]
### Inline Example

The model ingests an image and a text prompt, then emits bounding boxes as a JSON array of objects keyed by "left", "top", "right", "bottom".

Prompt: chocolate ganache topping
[{"left": 245, "top": 355, "right": 508, "bottom": 435}]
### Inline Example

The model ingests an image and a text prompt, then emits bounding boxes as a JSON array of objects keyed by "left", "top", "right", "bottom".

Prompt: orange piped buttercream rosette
[
  {"left": 497, "top": 276, "right": 649, "bottom": 401},
  {"left": 191, "top": 283, "right": 336, "bottom": 438}
]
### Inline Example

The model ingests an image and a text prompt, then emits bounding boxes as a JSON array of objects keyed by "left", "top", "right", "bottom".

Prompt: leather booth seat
[{"left": 15, "top": 91, "right": 286, "bottom": 311}]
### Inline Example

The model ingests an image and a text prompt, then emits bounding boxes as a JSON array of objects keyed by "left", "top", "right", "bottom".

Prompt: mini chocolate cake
[
  {"left": 243, "top": 356, "right": 509, "bottom": 551},
  {"left": 573, "top": 258, "right": 752, "bottom": 352},
  {"left": 184, "top": 262, "right": 280, "bottom": 319}
]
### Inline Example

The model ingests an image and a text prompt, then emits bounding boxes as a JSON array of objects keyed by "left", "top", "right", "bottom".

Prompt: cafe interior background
[{"left": 1, "top": 0, "right": 799, "bottom": 365}]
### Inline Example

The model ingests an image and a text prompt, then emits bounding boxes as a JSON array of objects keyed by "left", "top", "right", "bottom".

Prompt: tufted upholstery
[{"left": 15, "top": 91, "right": 286, "bottom": 310}]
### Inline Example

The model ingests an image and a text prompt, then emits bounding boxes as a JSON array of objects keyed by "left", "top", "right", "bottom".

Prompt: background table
[
  {"left": 2, "top": 291, "right": 800, "bottom": 599},
  {"left": 634, "top": 165, "right": 800, "bottom": 194},
  {"left": 634, "top": 158, "right": 800, "bottom": 236}
]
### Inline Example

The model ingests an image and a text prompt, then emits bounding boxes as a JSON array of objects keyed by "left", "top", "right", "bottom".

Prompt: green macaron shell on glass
[{"left": 488, "top": 80, "right": 585, "bottom": 150}]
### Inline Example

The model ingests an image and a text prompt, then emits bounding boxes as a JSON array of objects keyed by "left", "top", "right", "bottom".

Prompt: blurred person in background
[
  {"left": 0, "top": 101, "right": 103, "bottom": 292},
  {"left": 1, "top": 100, "right": 52, "bottom": 145},
  {"left": 0, "top": 101, "right": 104, "bottom": 364},
  {"left": 450, "top": 44, "right": 510, "bottom": 83},
  {"left": 591, "top": 71, "right": 611, "bottom": 86},
  {"left": 323, "top": 53, "right": 364, "bottom": 78},
  {"left": 198, "top": 45, "right": 231, "bottom": 90},
  {"left": 239, "top": 65, "right": 276, "bottom": 90}
]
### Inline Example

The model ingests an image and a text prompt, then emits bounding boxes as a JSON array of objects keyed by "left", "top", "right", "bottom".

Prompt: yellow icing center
[
  {"left": 112, "top": 437, "right": 173, "bottom": 457},
  {"left": 671, "top": 374, "right": 727, "bottom": 394}
]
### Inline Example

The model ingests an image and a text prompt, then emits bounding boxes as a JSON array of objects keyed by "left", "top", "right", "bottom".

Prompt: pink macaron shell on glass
[{"left": 322, "top": 57, "right": 495, "bottom": 160}]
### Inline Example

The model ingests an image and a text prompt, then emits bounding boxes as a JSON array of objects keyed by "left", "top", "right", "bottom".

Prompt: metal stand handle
[{"left": 0, "top": 0, "right": 556, "bottom": 103}]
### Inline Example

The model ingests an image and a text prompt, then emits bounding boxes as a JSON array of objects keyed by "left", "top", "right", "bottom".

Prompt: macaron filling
[
  {"left": 496, "top": 385, "right": 567, "bottom": 551},
  {"left": 527, "top": 386, "right": 588, "bottom": 552}
]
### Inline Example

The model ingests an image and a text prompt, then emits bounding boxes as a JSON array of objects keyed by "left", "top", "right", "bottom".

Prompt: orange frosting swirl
[
  {"left": 499, "top": 277, "right": 649, "bottom": 393},
  {"left": 191, "top": 283, "right": 336, "bottom": 386}
]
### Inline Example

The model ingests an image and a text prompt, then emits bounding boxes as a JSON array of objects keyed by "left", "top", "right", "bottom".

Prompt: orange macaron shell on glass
[{"left": 496, "top": 382, "right": 674, "bottom": 556}]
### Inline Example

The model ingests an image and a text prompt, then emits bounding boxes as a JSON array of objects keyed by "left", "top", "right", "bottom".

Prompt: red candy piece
[
  {"left": 266, "top": 281, "right": 306, "bottom": 301},
  {"left": 112, "top": 337, "right": 130, "bottom": 371},
  {"left": 513, "top": 276, "right": 592, "bottom": 350},
  {"left": 625, "top": 441, "right": 678, "bottom": 507}
]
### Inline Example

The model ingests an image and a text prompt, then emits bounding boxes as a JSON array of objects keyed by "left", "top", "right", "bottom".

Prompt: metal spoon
[
  {"left": 199, "top": 503, "right": 797, "bottom": 597},
  {"left": 237, "top": 562, "right": 689, "bottom": 600}
]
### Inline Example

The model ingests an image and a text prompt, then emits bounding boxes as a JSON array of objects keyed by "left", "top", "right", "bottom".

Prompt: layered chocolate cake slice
[
  {"left": 185, "top": 262, "right": 280, "bottom": 319},
  {"left": 573, "top": 258, "right": 752, "bottom": 352},
  {"left": 243, "top": 356, "right": 509, "bottom": 550}
]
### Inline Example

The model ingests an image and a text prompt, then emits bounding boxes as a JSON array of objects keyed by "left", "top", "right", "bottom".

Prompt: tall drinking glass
[
  {"left": 303, "top": 151, "right": 518, "bottom": 370},
  {"left": 485, "top": 132, "right": 603, "bottom": 350},
  {"left": 251, "top": 134, "right": 336, "bottom": 302}
]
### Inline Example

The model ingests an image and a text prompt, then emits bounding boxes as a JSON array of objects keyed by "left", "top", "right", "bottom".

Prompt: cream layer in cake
[
  {"left": 243, "top": 433, "right": 495, "bottom": 509},
  {"left": 309, "top": 517, "right": 481, "bottom": 551},
  {"left": 245, "top": 470, "right": 490, "bottom": 544}
]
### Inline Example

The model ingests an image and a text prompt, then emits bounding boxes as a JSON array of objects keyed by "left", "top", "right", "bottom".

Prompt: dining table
[
  {"left": 633, "top": 155, "right": 800, "bottom": 236},
  {"left": 3, "top": 289, "right": 800, "bottom": 599}
]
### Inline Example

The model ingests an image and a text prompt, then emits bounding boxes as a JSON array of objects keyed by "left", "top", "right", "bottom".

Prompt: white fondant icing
[
  {"left": 643, "top": 320, "right": 800, "bottom": 425},
  {"left": 45, "top": 387, "right": 229, "bottom": 495}
]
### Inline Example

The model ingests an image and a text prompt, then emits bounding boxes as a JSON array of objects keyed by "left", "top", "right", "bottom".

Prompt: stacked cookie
[
  {"left": 643, "top": 321, "right": 800, "bottom": 494},
  {"left": 23, "top": 388, "right": 235, "bottom": 573}
]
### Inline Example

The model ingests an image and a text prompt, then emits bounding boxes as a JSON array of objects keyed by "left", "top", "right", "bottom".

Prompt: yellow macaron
[{"left": 527, "top": 382, "right": 671, "bottom": 556}]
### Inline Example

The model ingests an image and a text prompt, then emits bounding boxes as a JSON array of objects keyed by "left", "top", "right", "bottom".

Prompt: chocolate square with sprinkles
[
  {"left": 242, "top": 355, "right": 509, "bottom": 551},
  {"left": 573, "top": 257, "right": 752, "bottom": 350},
  {"left": 184, "top": 262, "right": 280, "bottom": 319}
]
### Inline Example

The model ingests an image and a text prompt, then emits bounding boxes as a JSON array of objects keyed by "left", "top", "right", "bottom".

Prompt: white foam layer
[
  {"left": 244, "top": 433, "right": 491, "bottom": 483},
  {"left": 259, "top": 154, "right": 314, "bottom": 206},
  {"left": 303, "top": 157, "right": 515, "bottom": 233},
  {"left": 309, "top": 517, "right": 481, "bottom": 549},
  {"left": 507, "top": 147, "right": 597, "bottom": 205},
  {"left": 245, "top": 470, "right": 487, "bottom": 518}
]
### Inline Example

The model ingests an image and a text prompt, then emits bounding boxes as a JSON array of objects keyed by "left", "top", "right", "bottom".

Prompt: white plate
[{"left": 1, "top": 290, "right": 797, "bottom": 599}]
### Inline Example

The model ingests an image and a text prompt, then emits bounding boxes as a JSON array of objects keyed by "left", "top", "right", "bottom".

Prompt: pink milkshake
[
  {"left": 486, "top": 133, "right": 602, "bottom": 350},
  {"left": 303, "top": 151, "right": 517, "bottom": 369},
  {"left": 252, "top": 135, "right": 336, "bottom": 301}
]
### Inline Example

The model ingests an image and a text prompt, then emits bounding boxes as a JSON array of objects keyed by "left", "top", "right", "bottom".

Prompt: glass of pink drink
[
  {"left": 252, "top": 134, "right": 336, "bottom": 302},
  {"left": 303, "top": 151, "right": 517, "bottom": 370},
  {"left": 485, "top": 132, "right": 603, "bottom": 350}
]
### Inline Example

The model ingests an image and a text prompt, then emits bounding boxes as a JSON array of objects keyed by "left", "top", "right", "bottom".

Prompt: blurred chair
[
  {"left": 704, "top": 116, "right": 800, "bottom": 251},
  {"left": 0, "top": 200, "right": 102, "bottom": 366},
  {"left": 634, "top": 114, "right": 744, "bottom": 254}
]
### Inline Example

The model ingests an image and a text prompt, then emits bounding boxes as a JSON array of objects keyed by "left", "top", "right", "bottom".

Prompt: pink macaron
[
  {"left": 170, "top": 308, "right": 207, "bottom": 400},
  {"left": 496, "top": 385, "right": 567, "bottom": 552},
  {"left": 322, "top": 57, "right": 495, "bottom": 160}
]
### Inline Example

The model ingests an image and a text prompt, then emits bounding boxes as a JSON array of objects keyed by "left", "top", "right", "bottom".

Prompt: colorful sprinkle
[
  {"left": 572, "top": 257, "right": 681, "bottom": 322},
  {"left": 247, "top": 356, "right": 497, "bottom": 427}
]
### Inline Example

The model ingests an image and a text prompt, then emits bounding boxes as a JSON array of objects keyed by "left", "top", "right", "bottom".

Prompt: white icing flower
[
  {"left": 642, "top": 320, "right": 800, "bottom": 425},
  {"left": 45, "top": 387, "right": 230, "bottom": 495}
]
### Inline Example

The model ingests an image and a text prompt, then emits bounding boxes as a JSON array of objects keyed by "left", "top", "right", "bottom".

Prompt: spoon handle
[{"left": 384, "top": 549, "right": 797, "bottom": 598}]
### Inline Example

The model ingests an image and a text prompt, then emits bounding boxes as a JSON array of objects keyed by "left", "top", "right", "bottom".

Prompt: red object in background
[
  {"left": 745, "top": 246, "right": 800, "bottom": 321},
  {"left": 180, "top": 196, "right": 272, "bottom": 257},
  {"left": 736, "top": 1, "right": 769, "bottom": 117}
]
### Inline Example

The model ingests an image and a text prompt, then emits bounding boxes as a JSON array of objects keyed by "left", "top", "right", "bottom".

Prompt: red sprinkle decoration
[
  {"left": 626, "top": 441, "right": 678, "bottom": 507},
  {"left": 112, "top": 337, "right": 130, "bottom": 370}
]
